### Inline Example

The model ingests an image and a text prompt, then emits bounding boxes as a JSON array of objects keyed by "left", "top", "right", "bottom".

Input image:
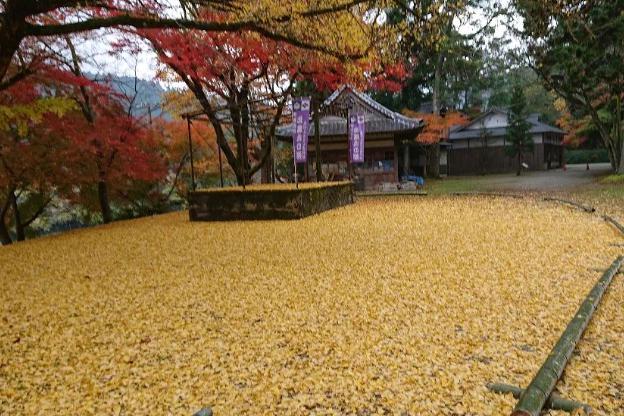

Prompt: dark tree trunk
[
  {"left": 0, "top": 189, "right": 14, "bottom": 244},
  {"left": 260, "top": 133, "right": 271, "bottom": 184},
  {"left": 240, "top": 84, "right": 251, "bottom": 185},
  {"left": 10, "top": 191, "right": 25, "bottom": 241},
  {"left": 429, "top": 51, "right": 445, "bottom": 180},
  {"left": 427, "top": 145, "right": 440, "bottom": 178},
  {"left": 615, "top": 97, "right": 624, "bottom": 174},
  {"left": 517, "top": 153, "right": 522, "bottom": 176},
  {"left": 0, "top": 3, "right": 26, "bottom": 88},
  {"left": 0, "top": 199, "right": 11, "bottom": 244},
  {"left": 98, "top": 180, "right": 113, "bottom": 223},
  {"left": 0, "top": 218, "right": 11, "bottom": 245}
]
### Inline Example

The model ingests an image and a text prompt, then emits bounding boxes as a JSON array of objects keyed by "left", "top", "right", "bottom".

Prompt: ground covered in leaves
[{"left": 1, "top": 197, "right": 622, "bottom": 415}]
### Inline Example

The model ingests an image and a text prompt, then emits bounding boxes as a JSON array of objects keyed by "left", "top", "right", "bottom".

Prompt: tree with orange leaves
[{"left": 403, "top": 109, "right": 469, "bottom": 177}]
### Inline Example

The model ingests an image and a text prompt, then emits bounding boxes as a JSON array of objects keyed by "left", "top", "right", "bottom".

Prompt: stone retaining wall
[{"left": 188, "top": 182, "right": 354, "bottom": 221}]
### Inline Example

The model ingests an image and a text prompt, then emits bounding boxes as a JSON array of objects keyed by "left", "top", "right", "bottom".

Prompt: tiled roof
[
  {"left": 276, "top": 85, "right": 423, "bottom": 138},
  {"left": 448, "top": 109, "right": 564, "bottom": 140}
]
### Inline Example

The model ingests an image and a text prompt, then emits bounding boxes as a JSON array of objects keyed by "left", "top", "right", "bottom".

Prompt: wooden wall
[{"left": 449, "top": 143, "right": 546, "bottom": 175}]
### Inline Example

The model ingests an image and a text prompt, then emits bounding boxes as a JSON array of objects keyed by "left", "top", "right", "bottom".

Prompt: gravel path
[{"left": 448, "top": 163, "right": 612, "bottom": 192}]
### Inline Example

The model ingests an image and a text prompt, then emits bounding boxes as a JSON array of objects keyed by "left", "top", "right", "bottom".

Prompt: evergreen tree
[
  {"left": 506, "top": 84, "right": 533, "bottom": 176},
  {"left": 517, "top": 0, "right": 624, "bottom": 173}
]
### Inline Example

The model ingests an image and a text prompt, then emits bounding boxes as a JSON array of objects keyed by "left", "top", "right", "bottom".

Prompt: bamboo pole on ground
[
  {"left": 450, "top": 191, "right": 525, "bottom": 199},
  {"left": 488, "top": 383, "right": 591, "bottom": 414},
  {"left": 511, "top": 256, "right": 624, "bottom": 416},
  {"left": 603, "top": 214, "right": 624, "bottom": 236},
  {"left": 543, "top": 197, "right": 596, "bottom": 213}
]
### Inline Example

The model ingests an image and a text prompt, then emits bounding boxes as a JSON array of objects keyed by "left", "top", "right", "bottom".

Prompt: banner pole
[
  {"left": 294, "top": 159, "right": 298, "bottom": 189},
  {"left": 187, "top": 117, "right": 196, "bottom": 191}
]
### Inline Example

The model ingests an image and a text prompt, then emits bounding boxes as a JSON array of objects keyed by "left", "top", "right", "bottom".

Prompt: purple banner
[
  {"left": 349, "top": 113, "right": 365, "bottom": 163},
  {"left": 292, "top": 97, "right": 311, "bottom": 163}
]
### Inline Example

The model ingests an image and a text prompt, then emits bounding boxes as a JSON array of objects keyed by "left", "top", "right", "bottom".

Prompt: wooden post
[
  {"left": 304, "top": 159, "right": 309, "bottom": 181},
  {"left": 347, "top": 108, "right": 352, "bottom": 180},
  {"left": 393, "top": 142, "right": 399, "bottom": 182},
  {"left": 186, "top": 117, "right": 196, "bottom": 191},
  {"left": 511, "top": 256, "right": 624, "bottom": 416},
  {"left": 270, "top": 133, "right": 275, "bottom": 183},
  {"left": 218, "top": 138, "right": 224, "bottom": 188},
  {"left": 313, "top": 94, "right": 323, "bottom": 182},
  {"left": 403, "top": 142, "right": 410, "bottom": 178}
]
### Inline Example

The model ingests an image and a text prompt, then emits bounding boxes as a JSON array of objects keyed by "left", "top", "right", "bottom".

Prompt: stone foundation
[{"left": 188, "top": 182, "right": 354, "bottom": 221}]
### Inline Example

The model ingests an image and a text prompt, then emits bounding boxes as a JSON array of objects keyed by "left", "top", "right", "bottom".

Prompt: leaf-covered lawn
[{"left": 0, "top": 197, "right": 622, "bottom": 415}]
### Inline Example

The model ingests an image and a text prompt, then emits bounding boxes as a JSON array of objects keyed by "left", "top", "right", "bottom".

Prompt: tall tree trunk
[
  {"left": 98, "top": 180, "right": 113, "bottom": 223},
  {"left": 0, "top": 217, "right": 11, "bottom": 245},
  {"left": 428, "top": 53, "right": 444, "bottom": 179},
  {"left": 0, "top": 189, "right": 14, "bottom": 244},
  {"left": 584, "top": 93, "right": 620, "bottom": 173},
  {"left": 0, "top": 200, "right": 11, "bottom": 245},
  {"left": 10, "top": 190, "right": 25, "bottom": 241},
  {"left": 517, "top": 152, "right": 522, "bottom": 176},
  {"left": 618, "top": 141, "right": 624, "bottom": 174},
  {"left": 240, "top": 84, "right": 251, "bottom": 185},
  {"left": 260, "top": 132, "right": 271, "bottom": 184},
  {"left": 432, "top": 54, "right": 443, "bottom": 116},
  {"left": 615, "top": 97, "right": 623, "bottom": 174},
  {"left": 313, "top": 94, "right": 323, "bottom": 181}
]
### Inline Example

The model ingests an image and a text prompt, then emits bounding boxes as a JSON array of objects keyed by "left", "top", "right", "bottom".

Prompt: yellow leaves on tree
[{"left": 0, "top": 97, "right": 76, "bottom": 136}]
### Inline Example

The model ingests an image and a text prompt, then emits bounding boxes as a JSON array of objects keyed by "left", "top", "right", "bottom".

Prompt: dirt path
[{"left": 439, "top": 163, "right": 612, "bottom": 192}]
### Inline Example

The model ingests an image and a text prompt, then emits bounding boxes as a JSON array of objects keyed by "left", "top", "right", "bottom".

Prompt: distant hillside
[{"left": 89, "top": 73, "right": 171, "bottom": 120}]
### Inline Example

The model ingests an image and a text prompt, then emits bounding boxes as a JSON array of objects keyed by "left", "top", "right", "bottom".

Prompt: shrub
[{"left": 564, "top": 149, "right": 609, "bottom": 164}]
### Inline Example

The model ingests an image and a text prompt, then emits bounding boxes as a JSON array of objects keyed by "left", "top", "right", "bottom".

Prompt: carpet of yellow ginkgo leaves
[{"left": 1, "top": 197, "right": 623, "bottom": 415}]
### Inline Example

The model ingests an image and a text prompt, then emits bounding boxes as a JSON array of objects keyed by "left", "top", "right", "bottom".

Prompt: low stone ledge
[{"left": 188, "top": 181, "right": 354, "bottom": 221}]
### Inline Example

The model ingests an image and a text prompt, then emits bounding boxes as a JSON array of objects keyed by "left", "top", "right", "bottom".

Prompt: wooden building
[
  {"left": 447, "top": 109, "right": 565, "bottom": 175},
  {"left": 276, "top": 86, "right": 424, "bottom": 190}
]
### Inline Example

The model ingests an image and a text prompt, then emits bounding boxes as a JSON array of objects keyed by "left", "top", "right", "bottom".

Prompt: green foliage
[
  {"left": 565, "top": 149, "right": 609, "bottom": 165},
  {"left": 376, "top": 2, "right": 494, "bottom": 112},
  {"left": 600, "top": 174, "right": 624, "bottom": 185},
  {"left": 516, "top": 0, "right": 624, "bottom": 172},
  {"left": 377, "top": 9, "right": 561, "bottom": 122},
  {"left": 506, "top": 84, "right": 533, "bottom": 162}
]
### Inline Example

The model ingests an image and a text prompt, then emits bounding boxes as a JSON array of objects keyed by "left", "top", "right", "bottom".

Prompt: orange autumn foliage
[{"left": 403, "top": 110, "right": 470, "bottom": 144}]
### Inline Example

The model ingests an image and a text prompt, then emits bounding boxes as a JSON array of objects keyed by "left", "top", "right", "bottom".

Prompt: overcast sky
[{"left": 85, "top": 2, "right": 517, "bottom": 84}]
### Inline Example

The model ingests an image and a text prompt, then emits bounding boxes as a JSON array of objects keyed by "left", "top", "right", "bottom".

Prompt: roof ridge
[{"left": 323, "top": 84, "right": 407, "bottom": 121}]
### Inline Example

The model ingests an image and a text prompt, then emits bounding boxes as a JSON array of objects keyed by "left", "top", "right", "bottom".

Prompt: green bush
[
  {"left": 564, "top": 149, "right": 610, "bottom": 164},
  {"left": 600, "top": 174, "right": 624, "bottom": 185}
]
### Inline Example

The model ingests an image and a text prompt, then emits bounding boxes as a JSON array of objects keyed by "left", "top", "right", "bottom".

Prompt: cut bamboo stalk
[
  {"left": 603, "top": 215, "right": 624, "bottom": 236},
  {"left": 488, "top": 383, "right": 591, "bottom": 414},
  {"left": 543, "top": 197, "right": 595, "bottom": 213},
  {"left": 450, "top": 191, "right": 525, "bottom": 199},
  {"left": 511, "top": 256, "right": 624, "bottom": 416}
]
